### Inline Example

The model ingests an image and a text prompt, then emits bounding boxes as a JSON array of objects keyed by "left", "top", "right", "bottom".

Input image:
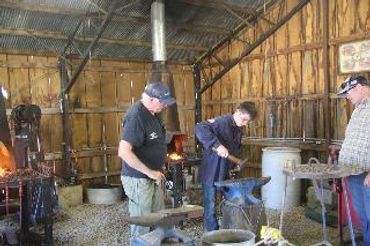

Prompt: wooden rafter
[
  {"left": 221, "top": 0, "right": 276, "bottom": 27},
  {"left": 222, "top": 4, "right": 255, "bottom": 29},
  {"left": 180, "top": 0, "right": 276, "bottom": 26},
  {"left": 0, "top": 27, "right": 207, "bottom": 53},
  {"left": 180, "top": 0, "right": 275, "bottom": 12},
  {"left": 243, "top": 6, "right": 275, "bottom": 26}
]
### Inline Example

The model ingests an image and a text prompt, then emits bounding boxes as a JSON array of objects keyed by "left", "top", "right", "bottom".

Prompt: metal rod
[
  {"left": 242, "top": 4, "right": 275, "bottom": 26},
  {"left": 278, "top": 173, "right": 288, "bottom": 233},
  {"left": 5, "top": 183, "right": 9, "bottom": 215},
  {"left": 312, "top": 179, "right": 327, "bottom": 241},
  {"left": 59, "top": 58, "right": 73, "bottom": 180},
  {"left": 338, "top": 181, "right": 344, "bottom": 243},
  {"left": 193, "top": 63, "right": 202, "bottom": 152},
  {"left": 102, "top": 123, "right": 108, "bottom": 184},
  {"left": 85, "top": 0, "right": 108, "bottom": 15},
  {"left": 244, "top": 137, "right": 345, "bottom": 144},
  {"left": 222, "top": 4, "right": 255, "bottom": 29},
  {"left": 199, "top": 0, "right": 310, "bottom": 95},
  {"left": 341, "top": 178, "right": 356, "bottom": 246},
  {"left": 79, "top": 170, "right": 121, "bottom": 180},
  {"left": 320, "top": 179, "right": 327, "bottom": 241},
  {"left": 18, "top": 180, "right": 23, "bottom": 233},
  {"left": 322, "top": 0, "right": 331, "bottom": 146},
  {"left": 61, "top": 19, "right": 84, "bottom": 56}
]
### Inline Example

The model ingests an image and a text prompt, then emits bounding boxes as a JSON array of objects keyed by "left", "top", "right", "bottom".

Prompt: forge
[
  {"left": 0, "top": 86, "right": 58, "bottom": 245},
  {"left": 165, "top": 133, "right": 201, "bottom": 208}
]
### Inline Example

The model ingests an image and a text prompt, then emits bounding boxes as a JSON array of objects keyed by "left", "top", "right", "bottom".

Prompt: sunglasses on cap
[{"left": 337, "top": 76, "right": 368, "bottom": 96}]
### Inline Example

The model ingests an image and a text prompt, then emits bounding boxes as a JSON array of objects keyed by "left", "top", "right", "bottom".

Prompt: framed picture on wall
[{"left": 339, "top": 39, "right": 370, "bottom": 74}]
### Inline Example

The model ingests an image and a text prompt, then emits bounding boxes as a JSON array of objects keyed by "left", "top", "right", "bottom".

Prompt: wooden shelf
[{"left": 242, "top": 138, "right": 329, "bottom": 151}]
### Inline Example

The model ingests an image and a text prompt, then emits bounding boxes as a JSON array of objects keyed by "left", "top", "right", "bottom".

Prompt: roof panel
[{"left": 0, "top": 0, "right": 278, "bottom": 63}]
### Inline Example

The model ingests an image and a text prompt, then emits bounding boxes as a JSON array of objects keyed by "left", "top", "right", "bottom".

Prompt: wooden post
[
  {"left": 58, "top": 58, "right": 73, "bottom": 180},
  {"left": 323, "top": 0, "right": 331, "bottom": 147},
  {"left": 193, "top": 63, "right": 202, "bottom": 152}
]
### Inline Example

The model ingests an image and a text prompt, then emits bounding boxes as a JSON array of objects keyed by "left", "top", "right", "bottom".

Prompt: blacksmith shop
[{"left": 0, "top": 0, "right": 370, "bottom": 245}]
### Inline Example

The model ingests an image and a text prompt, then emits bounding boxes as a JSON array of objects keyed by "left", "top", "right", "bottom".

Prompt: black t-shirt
[{"left": 120, "top": 102, "right": 167, "bottom": 178}]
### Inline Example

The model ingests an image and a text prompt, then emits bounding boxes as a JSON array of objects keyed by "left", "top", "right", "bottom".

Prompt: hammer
[{"left": 212, "top": 147, "right": 248, "bottom": 169}]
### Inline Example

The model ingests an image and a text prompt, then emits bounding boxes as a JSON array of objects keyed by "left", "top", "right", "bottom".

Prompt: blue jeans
[
  {"left": 121, "top": 176, "right": 164, "bottom": 240},
  {"left": 347, "top": 173, "right": 370, "bottom": 246},
  {"left": 202, "top": 183, "right": 219, "bottom": 231}
]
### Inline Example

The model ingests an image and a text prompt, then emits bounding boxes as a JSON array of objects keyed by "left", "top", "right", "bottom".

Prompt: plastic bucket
[
  {"left": 202, "top": 229, "right": 255, "bottom": 246},
  {"left": 262, "top": 147, "right": 301, "bottom": 210}
]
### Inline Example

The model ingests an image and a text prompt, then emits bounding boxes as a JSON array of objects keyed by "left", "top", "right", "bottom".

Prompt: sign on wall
[{"left": 339, "top": 39, "right": 370, "bottom": 74}]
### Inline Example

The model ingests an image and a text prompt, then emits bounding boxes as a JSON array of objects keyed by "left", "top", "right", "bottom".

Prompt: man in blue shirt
[
  {"left": 195, "top": 101, "right": 257, "bottom": 231},
  {"left": 118, "top": 82, "right": 176, "bottom": 240}
]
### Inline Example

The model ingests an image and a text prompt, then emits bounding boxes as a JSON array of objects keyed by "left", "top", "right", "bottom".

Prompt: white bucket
[
  {"left": 202, "top": 229, "right": 255, "bottom": 246},
  {"left": 261, "top": 147, "right": 301, "bottom": 210}
]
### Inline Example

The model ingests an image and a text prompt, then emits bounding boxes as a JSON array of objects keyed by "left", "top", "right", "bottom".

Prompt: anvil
[
  {"left": 127, "top": 205, "right": 202, "bottom": 246},
  {"left": 214, "top": 177, "right": 271, "bottom": 207}
]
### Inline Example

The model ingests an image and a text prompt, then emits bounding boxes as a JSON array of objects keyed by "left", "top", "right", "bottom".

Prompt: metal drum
[
  {"left": 202, "top": 229, "right": 255, "bottom": 246},
  {"left": 262, "top": 147, "right": 301, "bottom": 210}
]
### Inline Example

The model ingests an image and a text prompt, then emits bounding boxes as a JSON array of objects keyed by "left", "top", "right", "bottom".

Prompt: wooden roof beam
[
  {"left": 0, "top": 27, "right": 208, "bottom": 52},
  {"left": 222, "top": 4, "right": 255, "bottom": 29},
  {"left": 242, "top": 4, "right": 276, "bottom": 26},
  {"left": 180, "top": 0, "right": 275, "bottom": 13}
]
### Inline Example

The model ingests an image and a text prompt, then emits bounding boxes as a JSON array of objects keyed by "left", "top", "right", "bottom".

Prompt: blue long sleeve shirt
[{"left": 195, "top": 113, "right": 243, "bottom": 185}]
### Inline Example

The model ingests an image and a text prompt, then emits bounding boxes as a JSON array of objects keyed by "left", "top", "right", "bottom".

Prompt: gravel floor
[{"left": 0, "top": 200, "right": 362, "bottom": 245}]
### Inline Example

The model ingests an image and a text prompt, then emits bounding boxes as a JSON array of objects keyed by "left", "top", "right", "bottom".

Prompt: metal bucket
[
  {"left": 202, "top": 229, "right": 255, "bottom": 246},
  {"left": 86, "top": 184, "right": 122, "bottom": 205}
]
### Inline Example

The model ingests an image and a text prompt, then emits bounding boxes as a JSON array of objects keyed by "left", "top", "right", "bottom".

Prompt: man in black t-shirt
[{"left": 118, "top": 82, "right": 176, "bottom": 240}]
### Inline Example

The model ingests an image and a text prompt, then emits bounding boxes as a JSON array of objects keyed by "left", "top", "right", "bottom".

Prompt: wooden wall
[
  {"left": 1, "top": 0, "right": 369, "bottom": 182},
  {"left": 0, "top": 55, "right": 195, "bottom": 184},
  {"left": 199, "top": 0, "right": 370, "bottom": 176}
]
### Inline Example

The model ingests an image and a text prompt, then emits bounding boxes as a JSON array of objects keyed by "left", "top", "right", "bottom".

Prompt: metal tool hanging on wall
[{"left": 102, "top": 123, "right": 108, "bottom": 184}]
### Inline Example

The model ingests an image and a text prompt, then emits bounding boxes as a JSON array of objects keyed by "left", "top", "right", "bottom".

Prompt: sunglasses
[{"left": 340, "top": 78, "right": 360, "bottom": 90}]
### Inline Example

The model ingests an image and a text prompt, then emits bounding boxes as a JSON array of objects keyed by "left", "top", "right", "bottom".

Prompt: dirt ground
[{"left": 0, "top": 199, "right": 362, "bottom": 245}]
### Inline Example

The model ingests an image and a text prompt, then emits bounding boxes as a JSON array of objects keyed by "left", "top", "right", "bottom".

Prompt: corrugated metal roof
[{"left": 0, "top": 0, "right": 278, "bottom": 64}]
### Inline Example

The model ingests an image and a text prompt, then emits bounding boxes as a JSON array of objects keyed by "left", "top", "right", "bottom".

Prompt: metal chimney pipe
[
  {"left": 151, "top": 0, "right": 167, "bottom": 62},
  {"left": 150, "top": 0, "right": 181, "bottom": 134}
]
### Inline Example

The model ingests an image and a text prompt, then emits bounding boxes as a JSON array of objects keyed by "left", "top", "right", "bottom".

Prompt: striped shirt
[{"left": 339, "top": 98, "right": 370, "bottom": 171}]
